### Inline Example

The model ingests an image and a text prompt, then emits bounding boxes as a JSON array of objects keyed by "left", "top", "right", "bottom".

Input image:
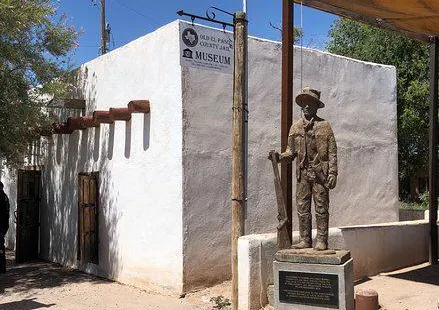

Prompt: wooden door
[
  {"left": 78, "top": 172, "right": 99, "bottom": 264},
  {"left": 16, "top": 169, "right": 41, "bottom": 263}
]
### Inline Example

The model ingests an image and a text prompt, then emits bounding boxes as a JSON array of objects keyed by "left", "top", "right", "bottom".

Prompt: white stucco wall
[
  {"left": 2, "top": 21, "right": 399, "bottom": 294},
  {"left": 38, "top": 21, "right": 184, "bottom": 293},
  {"left": 181, "top": 32, "right": 398, "bottom": 290}
]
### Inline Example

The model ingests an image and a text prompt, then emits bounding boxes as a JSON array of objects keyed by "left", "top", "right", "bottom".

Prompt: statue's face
[{"left": 302, "top": 101, "right": 318, "bottom": 118}]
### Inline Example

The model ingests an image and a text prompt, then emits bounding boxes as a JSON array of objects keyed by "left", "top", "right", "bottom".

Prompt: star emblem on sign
[{"left": 182, "top": 28, "right": 198, "bottom": 47}]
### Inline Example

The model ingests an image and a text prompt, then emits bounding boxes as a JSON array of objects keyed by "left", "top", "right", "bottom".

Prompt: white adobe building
[{"left": 2, "top": 20, "right": 398, "bottom": 294}]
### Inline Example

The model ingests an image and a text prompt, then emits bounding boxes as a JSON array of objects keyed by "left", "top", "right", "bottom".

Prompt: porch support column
[
  {"left": 281, "top": 0, "right": 294, "bottom": 246},
  {"left": 429, "top": 36, "right": 439, "bottom": 265}
]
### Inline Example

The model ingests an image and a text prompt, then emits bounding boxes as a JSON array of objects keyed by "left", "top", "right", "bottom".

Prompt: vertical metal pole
[
  {"left": 231, "top": 12, "right": 247, "bottom": 310},
  {"left": 101, "top": 0, "right": 106, "bottom": 55},
  {"left": 429, "top": 36, "right": 439, "bottom": 265},
  {"left": 281, "top": 0, "right": 294, "bottom": 245}
]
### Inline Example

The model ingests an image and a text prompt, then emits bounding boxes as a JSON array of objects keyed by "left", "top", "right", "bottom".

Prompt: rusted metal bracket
[{"left": 177, "top": 7, "right": 238, "bottom": 29}]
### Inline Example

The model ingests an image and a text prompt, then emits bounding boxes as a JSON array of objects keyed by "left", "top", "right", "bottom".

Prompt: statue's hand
[
  {"left": 326, "top": 174, "right": 337, "bottom": 189},
  {"left": 268, "top": 150, "right": 280, "bottom": 162}
]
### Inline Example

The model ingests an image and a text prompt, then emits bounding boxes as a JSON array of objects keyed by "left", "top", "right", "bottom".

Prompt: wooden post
[
  {"left": 281, "top": 0, "right": 294, "bottom": 245},
  {"left": 231, "top": 11, "right": 247, "bottom": 310},
  {"left": 101, "top": 0, "right": 106, "bottom": 55},
  {"left": 429, "top": 36, "right": 438, "bottom": 265}
]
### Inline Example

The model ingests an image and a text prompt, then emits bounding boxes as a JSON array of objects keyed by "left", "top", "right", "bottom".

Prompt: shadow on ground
[
  {"left": 354, "top": 276, "right": 372, "bottom": 285},
  {"left": 0, "top": 250, "right": 110, "bottom": 297},
  {"left": 389, "top": 264, "right": 439, "bottom": 285},
  {"left": 0, "top": 298, "right": 55, "bottom": 310}
]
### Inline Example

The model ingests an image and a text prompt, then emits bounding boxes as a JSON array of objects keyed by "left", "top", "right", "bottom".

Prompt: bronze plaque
[{"left": 279, "top": 271, "right": 339, "bottom": 308}]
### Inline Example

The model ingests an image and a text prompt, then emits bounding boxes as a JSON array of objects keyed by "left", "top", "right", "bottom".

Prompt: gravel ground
[{"left": 355, "top": 262, "right": 439, "bottom": 310}]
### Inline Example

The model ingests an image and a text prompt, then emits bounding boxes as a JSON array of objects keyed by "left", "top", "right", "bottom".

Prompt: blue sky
[{"left": 56, "top": 1, "right": 337, "bottom": 66}]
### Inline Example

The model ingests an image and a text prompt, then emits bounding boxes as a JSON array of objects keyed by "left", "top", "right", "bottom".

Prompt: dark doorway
[
  {"left": 78, "top": 172, "right": 99, "bottom": 265},
  {"left": 16, "top": 169, "right": 41, "bottom": 263}
]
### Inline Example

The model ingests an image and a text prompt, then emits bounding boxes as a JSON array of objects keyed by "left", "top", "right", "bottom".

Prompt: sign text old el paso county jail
[{"left": 179, "top": 22, "right": 234, "bottom": 74}]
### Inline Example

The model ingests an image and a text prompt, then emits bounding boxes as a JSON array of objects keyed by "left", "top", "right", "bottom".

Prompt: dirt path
[
  {"left": 4, "top": 248, "right": 437, "bottom": 310},
  {"left": 0, "top": 251, "right": 231, "bottom": 310}
]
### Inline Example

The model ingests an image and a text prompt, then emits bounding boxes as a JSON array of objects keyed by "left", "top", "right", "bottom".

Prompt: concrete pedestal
[{"left": 273, "top": 249, "right": 354, "bottom": 310}]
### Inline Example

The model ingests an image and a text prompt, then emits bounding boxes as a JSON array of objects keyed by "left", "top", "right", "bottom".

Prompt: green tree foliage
[
  {"left": 327, "top": 18, "right": 429, "bottom": 199},
  {"left": 0, "top": 0, "right": 78, "bottom": 166}
]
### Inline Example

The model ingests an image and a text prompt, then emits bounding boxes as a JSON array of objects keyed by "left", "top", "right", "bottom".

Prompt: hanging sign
[{"left": 179, "top": 22, "right": 234, "bottom": 74}]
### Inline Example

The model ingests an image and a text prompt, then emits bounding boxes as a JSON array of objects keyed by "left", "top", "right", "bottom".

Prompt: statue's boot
[
  {"left": 314, "top": 213, "right": 329, "bottom": 251},
  {"left": 291, "top": 213, "right": 312, "bottom": 249}
]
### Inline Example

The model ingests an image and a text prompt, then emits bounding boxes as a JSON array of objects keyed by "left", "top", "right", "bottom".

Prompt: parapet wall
[{"left": 238, "top": 220, "right": 431, "bottom": 310}]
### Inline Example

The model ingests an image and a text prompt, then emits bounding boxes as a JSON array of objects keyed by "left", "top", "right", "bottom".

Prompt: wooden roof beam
[
  {"left": 293, "top": 0, "right": 431, "bottom": 43},
  {"left": 93, "top": 111, "right": 114, "bottom": 124},
  {"left": 109, "top": 107, "right": 132, "bottom": 121},
  {"left": 128, "top": 100, "right": 150, "bottom": 113},
  {"left": 52, "top": 122, "right": 74, "bottom": 135},
  {"left": 43, "top": 99, "right": 151, "bottom": 136},
  {"left": 81, "top": 116, "right": 100, "bottom": 128},
  {"left": 67, "top": 116, "right": 86, "bottom": 131}
]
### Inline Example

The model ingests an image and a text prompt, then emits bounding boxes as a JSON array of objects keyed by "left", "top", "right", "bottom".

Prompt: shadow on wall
[
  {"left": 97, "top": 133, "right": 121, "bottom": 280},
  {"left": 39, "top": 65, "right": 152, "bottom": 281},
  {"left": 106, "top": 105, "right": 151, "bottom": 160},
  {"left": 108, "top": 124, "right": 114, "bottom": 160},
  {"left": 42, "top": 132, "right": 80, "bottom": 267},
  {"left": 125, "top": 120, "right": 131, "bottom": 158},
  {"left": 143, "top": 113, "right": 150, "bottom": 151}
]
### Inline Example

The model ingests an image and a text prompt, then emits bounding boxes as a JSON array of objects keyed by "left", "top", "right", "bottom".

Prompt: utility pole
[
  {"left": 231, "top": 11, "right": 247, "bottom": 310},
  {"left": 101, "top": 0, "right": 106, "bottom": 55}
]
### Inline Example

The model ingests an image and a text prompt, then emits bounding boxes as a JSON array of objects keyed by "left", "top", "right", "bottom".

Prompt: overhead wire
[
  {"left": 109, "top": 0, "right": 158, "bottom": 25},
  {"left": 88, "top": 0, "right": 159, "bottom": 54},
  {"left": 300, "top": 0, "right": 304, "bottom": 90}
]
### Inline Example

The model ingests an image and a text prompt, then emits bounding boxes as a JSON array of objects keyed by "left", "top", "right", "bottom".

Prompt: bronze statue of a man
[{"left": 275, "top": 86, "right": 338, "bottom": 251}]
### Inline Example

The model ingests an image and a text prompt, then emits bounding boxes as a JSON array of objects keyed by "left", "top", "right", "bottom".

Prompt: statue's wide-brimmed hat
[{"left": 295, "top": 86, "right": 325, "bottom": 109}]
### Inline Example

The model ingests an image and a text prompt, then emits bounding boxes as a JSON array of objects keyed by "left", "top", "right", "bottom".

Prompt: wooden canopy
[{"left": 294, "top": 0, "right": 439, "bottom": 42}]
